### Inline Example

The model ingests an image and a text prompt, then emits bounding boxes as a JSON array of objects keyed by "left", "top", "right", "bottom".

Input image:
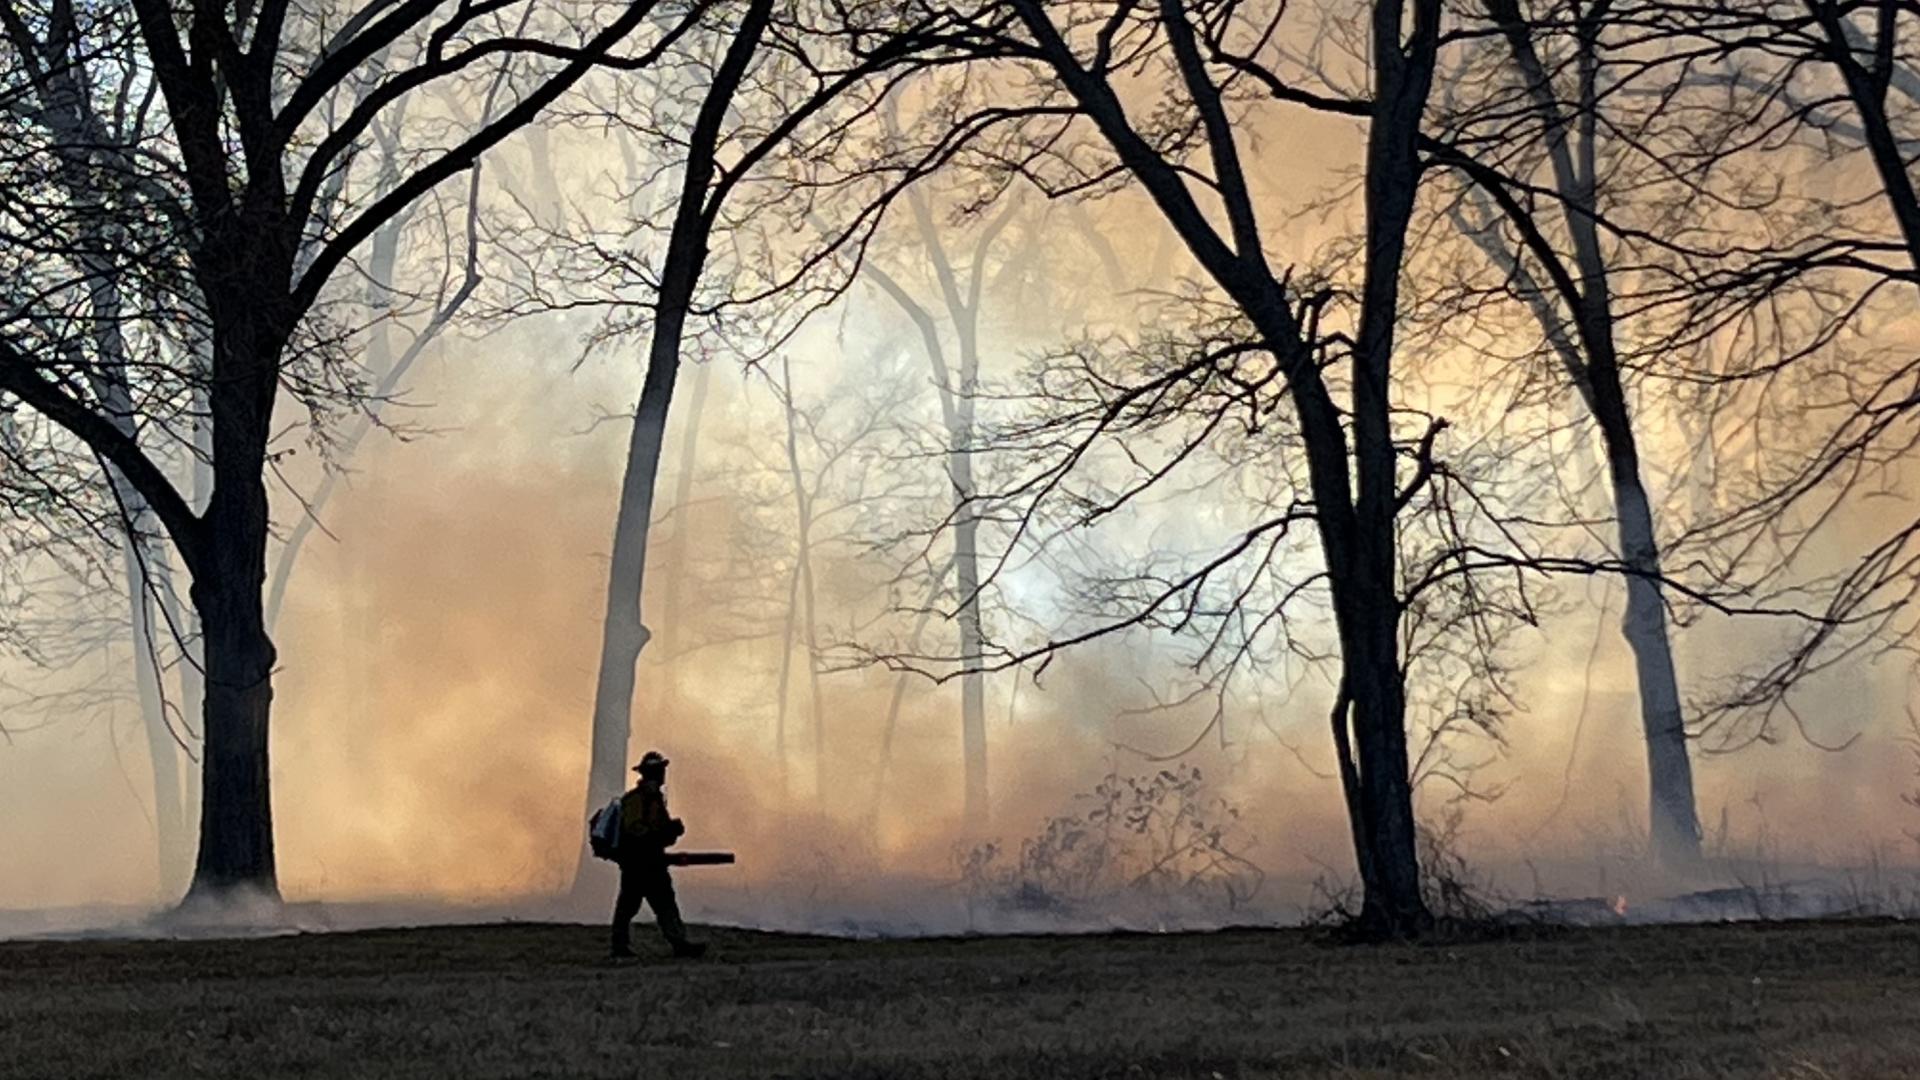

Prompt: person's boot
[{"left": 671, "top": 941, "right": 707, "bottom": 959}]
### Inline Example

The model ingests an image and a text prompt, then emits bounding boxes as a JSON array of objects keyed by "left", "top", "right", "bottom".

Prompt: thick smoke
[{"left": 4, "top": 123, "right": 1920, "bottom": 938}]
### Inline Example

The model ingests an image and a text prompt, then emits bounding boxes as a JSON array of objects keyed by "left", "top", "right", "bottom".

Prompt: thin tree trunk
[
  {"left": 115, "top": 512, "right": 187, "bottom": 901},
  {"left": 954, "top": 511, "right": 987, "bottom": 826},
  {"left": 772, "top": 552, "right": 802, "bottom": 799},
  {"left": 78, "top": 245, "right": 192, "bottom": 899},
  {"left": 1067, "top": 201, "right": 1129, "bottom": 293},
  {"left": 654, "top": 359, "right": 713, "bottom": 693},
  {"left": 868, "top": 260, "right": 992, "bottom": 828},
  {"left": 524, "top": 124, "right": 567, "bottom": 230},
  {"left": 947, "top": 335, "right": 988, "bottom": 829},
  {"left": 1146, "top": 225, "right": 1176, "bottom": 287},
  {"left": 576, "top": 305, "right": 688, "bottom": 889},
  {"left": 949, "top": 324, "right": 987, "bottom": 830},
  {"left": 802, "top": 534, "right": 825, "bottom": 803},
  {"left": 121, "top": 511, "right": 189, "bottom": 900},
  {"left": 147, "top": 531, "right": 201, "bottom": 872},
  {"left": 263, "top": 222, "right": 396, "bottom": 631},
  {"left": 902, "top": 190, "right": 1016, "bottom": 832},
  {"left": 1613, "top": 473, "right": 1701, "bottom": 862},
  {"left": 776, "top": 358, "right": 827, "bottom": 800},
  {"left": 1486, "top": 0, "right": 1704, "bottom": 866},
  {"left": 92, "top": 336, "right": 190, "bottom": 899},
  {"left": 24, "top": 7, "right": 192, "bottom": 894},
  {"left": 869, "top": 560, "right": 953, "bottom": 830},
  {"left": 571, "top": 0, "right": 771, "bottom": 890}
]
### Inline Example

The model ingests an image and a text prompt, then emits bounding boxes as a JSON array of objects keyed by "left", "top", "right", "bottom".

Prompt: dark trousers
[{"left": 610, "top": 860, "right": 687, "bottom": 952}]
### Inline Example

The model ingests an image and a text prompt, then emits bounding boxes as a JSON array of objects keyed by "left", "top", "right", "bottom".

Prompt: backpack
[{"left": 587, "top": 796, "right": 622, "bottom": 860}]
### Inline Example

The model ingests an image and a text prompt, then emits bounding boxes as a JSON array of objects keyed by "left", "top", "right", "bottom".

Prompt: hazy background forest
[{"left": 3, "top": 0, "right": 1919, "bottom": 937}]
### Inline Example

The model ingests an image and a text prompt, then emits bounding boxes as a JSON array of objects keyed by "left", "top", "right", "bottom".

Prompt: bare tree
[
  {"left": 858, "top": 0, "right": 1451, "bottom": 937},
  {"left": 1, "top": 0, "right": 210, "bottom": 893},
  {"left": 566, "top": 1, "right": 775, "bottom": 895},
  {"left": 549, "top": 0, "right": 978, "bottom": 890},
  {"left": 1575, "top": 1, "right": 1920, "bottom": 738},
  {"left": 1410, "top": 0, "right": 1706, "bottom": 865},
  {"left": 860, "top": 187, "right": 1027, "bottom": 830},
  {"left": 0, "top": 0, "right": 708, "bottom": 902}
]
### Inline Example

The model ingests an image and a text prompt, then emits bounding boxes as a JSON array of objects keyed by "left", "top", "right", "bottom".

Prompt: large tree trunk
[
  {"left": 174, "top": 199, "right": 303, "bottom": 903},
  {"left": 178, "top": 349, "right": 215, "bottom": 839},
  {"left": 1569, "top": 58, "right": 1702, "bottom": 872},
  {"left": 1327, "top": 575, "right": 1426, "bottom": 935},
  {"left": 1568, "top": 159, "right": 1703, "bottom": 870},
  {"left": 182, "top": 293, "right": 286, "bottom": 900},
  {"left": 1324, "top": 0, "right": 1442, "bottom": 937},
  {"left": 1552, "top": 275, "right": 1705, "bottom": 867},
  {"left": 1005, "top": 0, "right": 1434, "bottom": 934},
  {"left": 186, "top": 447, "right": 280, "bottom": 899},
  {"left": 188, "top": 573, "right": 278, "bottom": 896},
  {"left": 1271, "top": 292, "right": 1427, "bottom": 936},
  {"left": 1461, "top": 200, "right": 1699, "bottom": 864}
]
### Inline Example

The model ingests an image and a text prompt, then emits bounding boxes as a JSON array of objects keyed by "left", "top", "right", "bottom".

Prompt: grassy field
[{"left": 3, "top": 919, "right": 1918, "bottom": 1079}]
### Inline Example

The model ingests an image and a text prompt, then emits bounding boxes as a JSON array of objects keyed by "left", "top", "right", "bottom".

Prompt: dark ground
[{"left": 3, "top": 919, "right": 1918, "bottom": 1078}]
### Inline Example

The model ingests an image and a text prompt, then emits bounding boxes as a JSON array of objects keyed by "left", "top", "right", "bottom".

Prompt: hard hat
[{"left": 633, "top": 751, "right": 670, "bottom": 772}]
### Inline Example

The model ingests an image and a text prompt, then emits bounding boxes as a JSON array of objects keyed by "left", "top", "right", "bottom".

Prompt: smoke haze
[{"left": 4, "top": 112, "right": 1918, "bottom": 936}]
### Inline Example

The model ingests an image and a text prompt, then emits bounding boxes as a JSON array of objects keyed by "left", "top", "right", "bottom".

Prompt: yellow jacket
[{"left": 619, "top": 779, "right": 675, "bottom": 860}]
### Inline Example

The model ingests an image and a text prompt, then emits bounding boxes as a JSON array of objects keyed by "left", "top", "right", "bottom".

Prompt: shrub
[{"left": 954, "top": 765, "right": 1265, "bottom": 921}]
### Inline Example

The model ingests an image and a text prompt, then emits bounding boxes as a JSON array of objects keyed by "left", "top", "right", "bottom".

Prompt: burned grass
[{"left": 2, "top": 918, "right": 1917, "bottom": 1078}]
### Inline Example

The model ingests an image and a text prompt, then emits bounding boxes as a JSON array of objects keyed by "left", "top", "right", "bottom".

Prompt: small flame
[{"left": 1611, "top": 895, "right": 1629, "bottom": 918}]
